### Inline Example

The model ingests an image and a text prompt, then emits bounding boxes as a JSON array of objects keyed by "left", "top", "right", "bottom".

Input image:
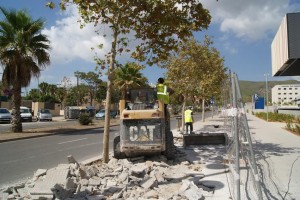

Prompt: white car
[
  {"left": 0, "top": 108, "right": 12, "bottom": 123},
  {"left": 20, "top": 106, "right": 32, "bottom": 122},
  {"left": 36, "top": 109, "right": 52, "bottom": 121}
]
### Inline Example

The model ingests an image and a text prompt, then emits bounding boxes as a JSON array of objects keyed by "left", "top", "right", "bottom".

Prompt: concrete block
[
  {"left": 86, "top": 195, "right": 106, "bottom": 200},
  {"left": 154, "top": 171, "right": 164, "bottom": 183},
  {"left": 80, "top": 179, "right": 89, "bottom": 186},
  {"left": 67, "top": 155, "right": 79, "bottom": 165},
  {"left": 30, "top": 194, "right": 53, "bottom": 200},
  {"left": 65, "top": 177, "right": 77, "bottom": 190},
  {"left": 144, "top": 190, "right": 159, "bottom": 199},
  {"left": 141, "top": 177, "right": 158, "bottom": 189},
  {"left": 33, "top": 169, "right": 47, "bottom": 177},
  {"left": 29, "top": 168, "right": 69, "bottom": 195},
  {"left": 129, "top": 163, "right": 148, "bottom": 177},
  {"left": 88, "top": 178, "right": 101, "bottom": 186},
  {"left": 51, "top": 184, "right": 73, "bottom": 199}
]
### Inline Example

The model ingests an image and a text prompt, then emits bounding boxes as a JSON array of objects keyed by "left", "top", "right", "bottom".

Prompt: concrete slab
[{"left": 29, "top": 168, "right": 69, "bottom": 195}]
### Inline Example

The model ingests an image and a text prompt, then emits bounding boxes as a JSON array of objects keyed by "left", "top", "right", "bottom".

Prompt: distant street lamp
[{"left": 264, "top": 73, "right": 269, "bottom": 122}]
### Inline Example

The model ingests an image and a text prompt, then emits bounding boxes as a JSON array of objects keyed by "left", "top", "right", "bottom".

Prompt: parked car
[
  {"left": 36, "top": 109, "right": 52, "bottom": 121},
  {"left": 95, "top": 109, "right": 118, "bottom": 120},
  {"left": 20, "top": 106, "right": 32, "bottom": 122},
  {"left": 0, "top": 108, "right": 12, "bottom": 123}
]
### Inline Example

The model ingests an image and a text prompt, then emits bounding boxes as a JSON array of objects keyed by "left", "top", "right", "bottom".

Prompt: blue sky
[{"left": 1, "top": 0, "right": 300, "bottom": 91}]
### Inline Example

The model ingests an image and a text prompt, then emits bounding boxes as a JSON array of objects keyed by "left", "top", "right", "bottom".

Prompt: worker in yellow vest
[
  {"left": 185, "top": 106, "right": 194, "bottom": 134},
  {"left": 156, "top": 77, "right": 174, "bottom": 112},
  {"left": 156, "top": 77, "right": 170, "bottom": 105}
]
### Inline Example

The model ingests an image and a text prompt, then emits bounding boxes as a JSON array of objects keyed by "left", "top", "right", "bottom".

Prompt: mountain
[{"left": 239, "top": 80, "right": 300, "bottom": 102}]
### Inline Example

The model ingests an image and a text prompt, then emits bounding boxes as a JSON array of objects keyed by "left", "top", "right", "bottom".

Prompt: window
[
  {"left": 289, "top": 88, "right": 292, "bottom": 90},
  {"left": 284, "top": 88, "right": 287, "bottom": 90},
  {"left": 278, "top": 88, "right": 281, "bottom": 90},
  {"left": 278, "top": 93, "right": 281, "bottom": 95},
  {"left": 296, "top": 93, "right": 298, "bottom": 95}
]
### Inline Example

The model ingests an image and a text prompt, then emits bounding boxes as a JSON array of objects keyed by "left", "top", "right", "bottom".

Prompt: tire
[
  {"left": 113, "top": 136, "right": 126, "bottom": 159},
  {"left": 163, "top": 130, "right": 175, "bottom": 160}
]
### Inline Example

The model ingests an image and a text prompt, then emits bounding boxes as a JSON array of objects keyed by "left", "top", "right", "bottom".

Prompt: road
[{"left": 0, "top": 112, "right": 211, "bottom": 189}]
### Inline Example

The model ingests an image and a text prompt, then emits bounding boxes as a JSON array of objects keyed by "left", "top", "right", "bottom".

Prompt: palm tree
[
  {"left": 114, "top": 62, "right": 148, "bottom": 99},
  {"left": 0, "top": 7, "right": 50, "bottom": 132}
]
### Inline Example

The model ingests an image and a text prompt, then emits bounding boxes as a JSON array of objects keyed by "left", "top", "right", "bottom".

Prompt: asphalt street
[{"left": 0, "top": 126, "right": 114, "bottom": 189}]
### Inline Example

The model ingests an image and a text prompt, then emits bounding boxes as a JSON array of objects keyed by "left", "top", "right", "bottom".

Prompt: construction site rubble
[{"left": 0, "top": 149, "right": 215, "bottom": 200}]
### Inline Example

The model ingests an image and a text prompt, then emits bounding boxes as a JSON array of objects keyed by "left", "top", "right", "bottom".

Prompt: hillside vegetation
[{"left": 239, "top": 80, "right": 299, "bottom": 102}]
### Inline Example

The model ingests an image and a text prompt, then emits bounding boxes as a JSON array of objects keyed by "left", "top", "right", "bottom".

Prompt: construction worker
[
  {"left": 156, "top": 77, "right": 174, "bottom": 112},
  {"left": 156, "top": 77, "right": 170, "bottom": 105},
  {"left": 185, "top": 106, "right": 194, "bottom": 134}
]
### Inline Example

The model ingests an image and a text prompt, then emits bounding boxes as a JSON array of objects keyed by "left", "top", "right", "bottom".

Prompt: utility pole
[{"left": 264, "top": 73, "right": 269, "bottom": 121}]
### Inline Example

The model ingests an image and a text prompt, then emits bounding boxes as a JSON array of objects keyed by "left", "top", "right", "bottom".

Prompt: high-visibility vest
[
  {"left": 156, "top": 84, "right": 170, "bottom": 104},
  {"left": 185, "top": 109, "right": 193, "bottom": 123}
]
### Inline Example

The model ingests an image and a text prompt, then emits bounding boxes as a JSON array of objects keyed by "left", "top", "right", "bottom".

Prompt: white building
[{"left": 272, "top": 84, "right": 300, "bottom": 105}]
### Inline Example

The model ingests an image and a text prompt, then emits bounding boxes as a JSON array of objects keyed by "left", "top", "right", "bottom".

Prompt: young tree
[
  {"left": 0, "top": 7, "right": 50, "bottom": 132},
  {"left": 49, "top": 0, "right": 211, "bottom": 162},
  {"left": 165, "top": 37, "right": 227, "bottom": 127},
  {"left": 74, "top": 71, "right": 103, "bottom": 106}
]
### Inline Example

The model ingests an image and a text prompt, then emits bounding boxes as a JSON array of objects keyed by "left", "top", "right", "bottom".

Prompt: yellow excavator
[{"left": 113, "top": 88, "right": 175, "bottom": 159}]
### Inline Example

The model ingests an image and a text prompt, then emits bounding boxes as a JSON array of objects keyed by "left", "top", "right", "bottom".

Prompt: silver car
[
  {"left": 37, "top": 109, "right": 52, "bottom": 121},
  {"left": 0, "top": 108, "right": 12, "bottom": 123}
]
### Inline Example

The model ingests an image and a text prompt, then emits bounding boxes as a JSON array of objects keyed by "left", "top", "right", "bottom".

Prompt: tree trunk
[
  {"left": 202, "top": 98, "right": 205, "bottom": 122},
  {"left": 102, "top": 29, "right": 118, "bottom": 163},
  {"left": 11, "top": 82, "right": 22, "bottom": 132},
  {"left": 181, "top": 100, "right": 186, "bottom": 133}
]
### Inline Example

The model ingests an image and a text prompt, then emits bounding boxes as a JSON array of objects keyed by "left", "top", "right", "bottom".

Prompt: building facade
[{"left": 272, "top": 84, "right": 300, "bottom": 105}]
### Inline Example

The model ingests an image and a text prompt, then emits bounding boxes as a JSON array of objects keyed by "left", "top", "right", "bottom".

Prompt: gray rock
[
  {"left": 88, "top": 178, "right": 101, "bottom": 186},
  {"left": 86, "top": 194, "right": 106, "bottom": 200},
  {"left": 65, "top": 177, "right": 77, "bottom": 190},
  {"left": 141, "top": 177, "right": 158, "bottom": 189},
  {"left": 143, "top": 189, "right": 159, "bottom": 199},
  {"left": 129, "top": 163, "right": 149, "bottom": 177},
  {"left": 118, "top": 172, "right": 129, "bottom": 183},
  {"left": 30, "top": 194, "right": 53, "bottom": 200},
  {"left": 67, "top": 155, "right": 79, "bottom": 165},
  {"left": 33, "top": 169, "right": 47, "bottom": 178},
  {"left": 51, "top": 184, "right": 73, "bottom": 200},
  {"left": 80, "top": 179, "right": 89, "bottom": 186}
]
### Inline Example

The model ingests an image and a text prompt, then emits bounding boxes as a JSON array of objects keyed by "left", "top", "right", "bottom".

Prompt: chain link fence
[{"left": 222, "top": 72, "right": 263, "bottom": 200}]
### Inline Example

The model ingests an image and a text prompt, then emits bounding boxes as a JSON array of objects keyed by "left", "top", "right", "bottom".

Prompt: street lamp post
[{"left": 264, "top": 73, "right": 269, "bottom": 121}]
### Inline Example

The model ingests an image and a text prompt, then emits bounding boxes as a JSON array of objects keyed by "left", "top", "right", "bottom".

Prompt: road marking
[
  {"left": 1, "top": 155, "right": 36, "bottom": 165},
  {"left": 58, "top": 138, "right": 87, "bottom": 145}
]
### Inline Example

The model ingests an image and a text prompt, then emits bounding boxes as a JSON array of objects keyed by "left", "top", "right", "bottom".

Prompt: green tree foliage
[
  {"left": 49, "top": 0, "right": 211, "bottom": 162},
  {"left": 74, "top": 71, "right": 103, "bottom": 106},
  {"left": 114, "top": 62, "right": 148, "bottom": 99},
  {"left": 65, "top": 85, "right": 89, "bottom": 106},
  {"left": 0, "top": 7, "right": 50, "bottom": 132},
  {"left": 165, "top": 37, "right": 227, "bottom": 122}
]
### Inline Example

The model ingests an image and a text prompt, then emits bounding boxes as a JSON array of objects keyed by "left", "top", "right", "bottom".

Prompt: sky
[{"left": 1, "top": 0, "right": 300, "bottom": 92}]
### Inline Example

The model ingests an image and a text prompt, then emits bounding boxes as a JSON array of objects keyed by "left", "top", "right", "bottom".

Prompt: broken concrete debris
[{"left": 0, "top": 149, "right": 212, "bottom": 200}]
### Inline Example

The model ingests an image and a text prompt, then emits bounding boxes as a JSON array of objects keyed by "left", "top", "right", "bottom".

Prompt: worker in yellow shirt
[{"left": 185, "top": 106, "right": 194, "bottom": 134}]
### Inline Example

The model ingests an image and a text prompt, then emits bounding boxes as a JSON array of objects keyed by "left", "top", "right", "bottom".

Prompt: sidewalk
[
  {"left": 172, "top": 114, "right": 232, "bottom": 200},
  {"left": 245, "top": 114, "right": 300, "bottom": 200},
  {"left": 173, "top": 112, "right": 300, "bottom": 200}
]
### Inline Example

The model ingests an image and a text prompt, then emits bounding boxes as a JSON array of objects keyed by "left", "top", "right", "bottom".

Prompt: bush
[
  {"left": 255, "top": 112, "right": 294, "bottom": 122},
  {"left": 78, "top": 114, "right": 92, "bottom": 125}
]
